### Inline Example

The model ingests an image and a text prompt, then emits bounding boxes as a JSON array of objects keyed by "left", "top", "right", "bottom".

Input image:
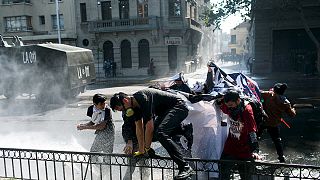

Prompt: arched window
[
  {"left": 138, "top": 39, "right": 150, "bottom": 68},
  {"left": 103, "top": 41, "right": 114, "bottom": 61},
  {"left": 121, "top": 40, "right": 132, "bottom": 68}
]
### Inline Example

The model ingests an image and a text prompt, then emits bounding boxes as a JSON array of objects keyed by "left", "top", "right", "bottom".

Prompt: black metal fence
[{"left": 1, "top": 148, "right": 320, "bottom": 180}]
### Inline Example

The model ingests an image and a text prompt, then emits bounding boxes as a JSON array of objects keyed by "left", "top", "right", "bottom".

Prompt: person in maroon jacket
[
  {"left": 216, "top": 89, "right": 260, "bottom": 180},
  {"left": 260, "top": 83, "right": 296, "bottom": 163}
]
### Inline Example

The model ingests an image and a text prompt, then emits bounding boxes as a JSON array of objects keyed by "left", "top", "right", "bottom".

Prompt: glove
[{"left": 133, "top": 151, "right": 145, "bottom": 158}]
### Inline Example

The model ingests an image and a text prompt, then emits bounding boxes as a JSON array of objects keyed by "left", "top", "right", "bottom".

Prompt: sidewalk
[{"left": 79, "top": 62, "right": 320, "bottom": 107}]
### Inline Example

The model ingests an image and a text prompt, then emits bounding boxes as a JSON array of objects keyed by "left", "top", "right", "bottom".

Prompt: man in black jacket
[{"left": 110, "top": 89, "right": 195, "bottom": 179}]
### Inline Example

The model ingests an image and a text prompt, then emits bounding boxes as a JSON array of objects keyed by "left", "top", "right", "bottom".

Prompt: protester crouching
[
  {"left": 169, "top": 72, "right": 193, "bottom": 94},
  {"left": 121, "top": 106, "right": 150, "bottom": 180},
  {"left": 110, "top": 88, "right": 195, "bottom": 179}
]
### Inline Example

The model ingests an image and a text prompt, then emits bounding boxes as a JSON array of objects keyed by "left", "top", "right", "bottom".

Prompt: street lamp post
[
  {"left": 97, "top": 0, "right": 101, "bottom": 20},
  {"left": 55, "top": 0, "right": 61, "bottom": 44}
]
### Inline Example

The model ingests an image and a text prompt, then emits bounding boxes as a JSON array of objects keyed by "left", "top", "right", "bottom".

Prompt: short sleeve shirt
[
  {"left": 91, "top": 105, "right": 112, "bottom": 125},
  {"left": 133, "top": 88, "right": 184, "bottom": 122}
]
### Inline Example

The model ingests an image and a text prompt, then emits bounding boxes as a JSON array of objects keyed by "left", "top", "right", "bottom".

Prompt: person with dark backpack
[
  {"left": 242, "top": 97, "right": 268, "bottom": 138},
  {"left": 77, "top": 94, "right": 115, "bottom": 164},
  {"left": 216, "top": 89, "right": 262, "bottom": 180}
]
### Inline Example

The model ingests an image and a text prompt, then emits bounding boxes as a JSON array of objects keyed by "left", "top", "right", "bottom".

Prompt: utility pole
[{"left": 55, "top": 0, "right": 61, "bottom": 44}]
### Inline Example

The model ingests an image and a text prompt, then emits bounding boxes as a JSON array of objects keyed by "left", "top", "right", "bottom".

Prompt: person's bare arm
[
  {"left": 77, "top": 121, "right": 106, "bottom": 130},
  {"left": 135, "top": 119, "right": 145, "bottom": 153},
  {"left": 144, "top": 119, "right": 154, "bottom": 149}
]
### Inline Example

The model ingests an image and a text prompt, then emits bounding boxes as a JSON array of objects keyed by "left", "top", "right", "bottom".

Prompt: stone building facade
[
  {"left": 0, "top": 0, "right": 204, "bottom": 78},
  {"left": 0, "top": 0, "right": 77, "bottom": 45},
  {"left": 75, "top": 0, "right": 203, "bottom": 78},
  {"left": 228, "top": 21, "right": 250, "bottom": 56},
  {"left": 253, "top": 0, "right": 320, "bottom": 74}
]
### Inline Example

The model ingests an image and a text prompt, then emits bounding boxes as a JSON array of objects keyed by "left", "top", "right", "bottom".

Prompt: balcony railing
[
  {"left": 1, "top": 148, "right": 320, "bottom": 180},
  {"left": 88, "top": 17, "right": 159, "bottom": 33},
  {"left": 186, "top": 17, "right": 202, "bottom": 30},
  {"left": 2, "top": 0, "right": 31, "bottom": 4}
]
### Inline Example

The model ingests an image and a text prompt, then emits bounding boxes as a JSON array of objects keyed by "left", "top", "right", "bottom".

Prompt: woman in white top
[{"left": 77, "top": 94, "right": 115, "bottom": 163}]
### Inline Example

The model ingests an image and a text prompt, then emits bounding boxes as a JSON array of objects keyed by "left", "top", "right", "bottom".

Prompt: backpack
[
  {"left": 87, "top": 105, "right": 112, "bottom": 124},
  {"left": 243, "top": 97, "right": 268, "bottom": 130}
]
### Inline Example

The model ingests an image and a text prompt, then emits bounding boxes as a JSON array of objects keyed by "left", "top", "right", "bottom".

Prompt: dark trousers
[
  {"left": 249, "top": 64, "right": 253, "bottom": 73},
  {"left": 267, "top": 126, "right": 284, "bottom": 158},
  {"left": 153, "top": 103, "right": 189, "bottom": 170},
  {"left": 220, "top": 154, "right": 254, "bottom": 180},
  {"left": 259, "top": 125, "right": 284, "bottom": 158},
  {"left": 112, "top": 69, "right": 116, "bottom": 77}
]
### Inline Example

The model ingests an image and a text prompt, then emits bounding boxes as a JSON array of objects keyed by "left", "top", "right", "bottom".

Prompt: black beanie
[{"left": 273, "top": 83, "right": 287, "bottom": 95}]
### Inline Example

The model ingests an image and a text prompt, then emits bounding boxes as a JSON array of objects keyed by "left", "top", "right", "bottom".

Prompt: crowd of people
[
  {"left": 103, "top": 60, "right": 117, "bottom": 77},
  {"left": 77, "top": 63, "right": 296, "bottom": 179}
]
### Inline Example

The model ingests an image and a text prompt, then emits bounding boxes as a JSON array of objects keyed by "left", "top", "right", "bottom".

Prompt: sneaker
[
  {"left": 174, "top": 165, "right": 195, "bottom": 179},
  {"left": 278, "top": 156, "right": 286, "bottom": 163},
  {"left": 183, "top": 123, "right": 193, "bottom": 150}
]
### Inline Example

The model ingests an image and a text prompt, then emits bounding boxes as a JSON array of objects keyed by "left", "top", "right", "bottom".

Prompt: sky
[
  {"left": 220, "top": 13, "right": 243, "bottom": 33},
  {"left": 210, "top": 0, "right": 244, "bottom": 33}
]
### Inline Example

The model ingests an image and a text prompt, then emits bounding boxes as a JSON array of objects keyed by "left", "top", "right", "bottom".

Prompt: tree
[{"left": 201, "top": 0, "right": 252, "bottom": 30}]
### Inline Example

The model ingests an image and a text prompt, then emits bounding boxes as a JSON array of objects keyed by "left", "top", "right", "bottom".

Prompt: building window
[
  {"left": 231, "top": 35, "right": 236, "bottom": 44},
  {"left": 80, "top": 3, "right": 87, "bottom": 22},
  {"left": 51, "top": 14, "right": 64, "bottom": 30},
  {"left": 231, "top": 48, "right": 236, "bottom": 54},
  {"left": 169, "top": 0, "right": 181, "bottom": 17},
  {"left": 101, "top": 1, "right": 112, "bottom": 20},
  {"left": 4, "top": 16, "right": 32, "bottom": 32},
  {"left": 137, "top": 0, "right": 148, "bottom": 18},
  {"left": 49, "top": 0, "right": 62, "bottom": 2},
  {"left": 103, "top": 41, "right": 114, "bottom": 62},
  {"left": 2, "top": 0, "right": 31, "bottom": 4},
  {"left": 119, "top": 0, "right": 129, "bottom": 19},
  {"left": 121, "top": 40, "right": 132, "bottom": 68},
  {"left": 39, "top": 16, "right": 45, "bottom": 25},
  {"left": 138, "top": 39, "right": 150, "bottom": 68}
]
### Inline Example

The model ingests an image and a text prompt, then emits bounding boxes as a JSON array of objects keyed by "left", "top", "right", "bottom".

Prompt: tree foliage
[{"left": 201, "top": 0, "right": 252, "bottom": 30}]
